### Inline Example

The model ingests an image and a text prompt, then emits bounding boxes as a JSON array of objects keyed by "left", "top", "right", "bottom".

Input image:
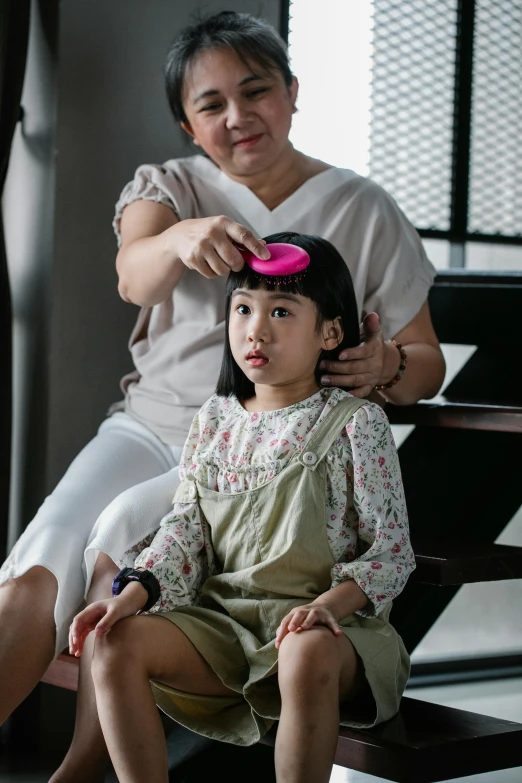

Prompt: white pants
[{"left": 0, "top": 412, "right": 183, "bottom": 655}]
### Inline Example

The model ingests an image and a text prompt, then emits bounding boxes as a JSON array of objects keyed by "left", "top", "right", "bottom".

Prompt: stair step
[
  {"left": 334, "top": 696, "right": 522, "bottom": 783},
  {"left": 260, "top": 697, "right": 522, "bottom": 782}
]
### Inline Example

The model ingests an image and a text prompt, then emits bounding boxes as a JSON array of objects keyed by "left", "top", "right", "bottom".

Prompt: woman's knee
[
  {"left": 2, "top": 566, "right": 58, "bottom": 604},
  {"left": 278, "top": 628, "right": 342, "bottom": 693}
]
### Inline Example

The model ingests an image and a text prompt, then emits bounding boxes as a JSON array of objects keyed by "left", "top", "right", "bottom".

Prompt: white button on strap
[
  {"left": 187, "top": 484, "right": 197, "bottom": 500},
  {"left": 302, "top": 451, "right": 317, "bottom": 465}
]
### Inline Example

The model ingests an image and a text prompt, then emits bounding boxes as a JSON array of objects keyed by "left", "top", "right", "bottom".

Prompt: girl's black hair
[
  {"left": 216, "top": 232, "right": 361, "bottom": 400},
  {"left": 164, "top": 11, "right": 293, "bottom": 124}
]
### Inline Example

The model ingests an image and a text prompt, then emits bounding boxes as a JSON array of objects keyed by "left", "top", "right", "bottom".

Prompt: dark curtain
[{"left": 0, "top": 0, "right": 31, "bottom": 563}]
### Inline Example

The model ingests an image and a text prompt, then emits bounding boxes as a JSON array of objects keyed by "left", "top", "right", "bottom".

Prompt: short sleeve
[
  {"left": 360, "top": 181, "right": 436, "bottom": 339},
  {"left": 112, "top": 162, "right": 190, "bottom": 247}
]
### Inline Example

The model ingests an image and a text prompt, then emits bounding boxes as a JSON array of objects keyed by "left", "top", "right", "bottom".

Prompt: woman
[{"left": 0, "top": 10, "right": 444, "bottom": 780}]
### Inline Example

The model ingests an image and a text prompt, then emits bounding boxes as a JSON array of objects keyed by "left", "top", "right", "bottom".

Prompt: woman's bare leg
[
  {"left": 49, "top": 553, "right": 118, "bottom": 783},
  {"left": 0, "top": 567, "right": 57, "bottom": 725},
  {"left": 91, "top": 615, "right": 235, "bottom": 783},
  {"left": 275, "top": 627, "right": 360, "bottom": 783}
]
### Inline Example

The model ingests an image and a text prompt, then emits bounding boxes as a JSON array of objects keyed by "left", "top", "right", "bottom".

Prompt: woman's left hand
[
  {"left": 275, "top": 604, "right": 343, "bottom": 649},
  {"left": 319, "top": 312, "right": 385, "bottom": 397}
]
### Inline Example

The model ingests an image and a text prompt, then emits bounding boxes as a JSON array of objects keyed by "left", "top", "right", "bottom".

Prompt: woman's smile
[{"left": 233, "top": 133, "right": 265, "bottom": 149}]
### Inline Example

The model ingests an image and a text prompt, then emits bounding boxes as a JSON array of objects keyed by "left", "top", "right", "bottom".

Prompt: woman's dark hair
[
  {"left": 164, "top": 11, "right": 293, "bottom": 124},
  {"left": 216, "top": 232, "right": 360, "bottom": 400}
]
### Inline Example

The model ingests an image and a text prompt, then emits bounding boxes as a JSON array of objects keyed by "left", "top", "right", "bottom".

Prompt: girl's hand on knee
[
  {"left": 275, "top": 605, "right": 343, "bottom": 649},
  {"left": 69, "top": 597, "right": 135, "bottom": 657}
]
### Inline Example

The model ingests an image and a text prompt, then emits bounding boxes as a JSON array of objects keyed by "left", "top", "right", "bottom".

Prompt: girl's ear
[
  {"left": 322, "top": 317, "right": 344, "bottom": 350},
  {"left": 180, "top": 121, "right": 201, "bottom": 147}
]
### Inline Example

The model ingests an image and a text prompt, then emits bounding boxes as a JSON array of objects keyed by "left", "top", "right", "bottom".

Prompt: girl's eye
[
  {"left": 236, "top": 304, "right": 251, "bottom": 315},
  {"left": 272, "top": 307, "right": 290, "bottom": 318},
  {"left": 200, "top": 102, "right": 221, "bottom": 112}
]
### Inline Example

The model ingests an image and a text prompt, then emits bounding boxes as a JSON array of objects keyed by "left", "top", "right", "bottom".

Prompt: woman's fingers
[
  {"left": 200, "top": 246, "right": 232, "bottom": 277},
  {"left": 337, "top": 343, "right": 375, "bottom": 363},
  {"left": 321, "top": 372, "right": 374, "bottom": 391},
  {"left": 224, "top": 220, "right": 270, "bottom": 260},
  {"left": 176, "top": 217, "right": 268, "bottom": 277},
  {"left": 320, "top": 358, "right": 374, "bottom": 376},
  {"left": 360, "top": 312, "right": 382, "bottom": 338},
  {"left": 214, "top": 237, "right": 247, "bottom": 272}
]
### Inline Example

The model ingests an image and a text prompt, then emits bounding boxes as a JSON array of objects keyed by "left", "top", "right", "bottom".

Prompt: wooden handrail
[{"left": 387, "top": 400, "right": 522, "bottom": 433}]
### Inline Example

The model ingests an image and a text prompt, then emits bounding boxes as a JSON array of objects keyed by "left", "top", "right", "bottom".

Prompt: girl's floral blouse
[{"left": 134, "top": 387, "right": 415, "bottom": 618}]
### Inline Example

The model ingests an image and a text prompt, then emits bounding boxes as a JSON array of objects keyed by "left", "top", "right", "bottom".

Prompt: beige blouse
[{"left": 113, "top": 155, "right": 435, "bottom": 446}]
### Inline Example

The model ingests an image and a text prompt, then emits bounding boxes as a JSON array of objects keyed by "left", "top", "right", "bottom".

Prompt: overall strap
[{"left": 297, "top": 395, "right": 367, "bottom": 471}]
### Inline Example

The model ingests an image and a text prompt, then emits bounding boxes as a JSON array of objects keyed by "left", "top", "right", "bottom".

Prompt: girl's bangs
[{"left": 227, "top": 263, "right": 309, "bottom": 297}]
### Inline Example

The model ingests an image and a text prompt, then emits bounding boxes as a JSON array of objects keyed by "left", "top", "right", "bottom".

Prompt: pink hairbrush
[{"left": 242, "top": 243, "right": 310, "bottom": 280}]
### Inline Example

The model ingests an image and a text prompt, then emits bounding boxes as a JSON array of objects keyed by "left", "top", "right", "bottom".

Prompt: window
[{"left": 287, "top": 0, "right": 522, "bottom": 270}]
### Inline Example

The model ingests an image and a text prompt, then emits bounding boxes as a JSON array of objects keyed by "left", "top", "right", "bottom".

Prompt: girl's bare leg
[
  {"left": 91, "top": 615, "right": 235, "bottom": 783},
  {"left": 276, "top": 627, "right": 360, "bottom": 783},
  {"left": 0, "top": 567, "right": 58, "bottom": 725},
  {"left": 49, "top": 553, "right": 118, "bottom": 783}
]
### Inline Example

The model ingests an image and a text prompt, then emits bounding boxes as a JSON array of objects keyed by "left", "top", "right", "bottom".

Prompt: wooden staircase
[{"left": 41, "top": 271, "right": 522, "bottom": 781}]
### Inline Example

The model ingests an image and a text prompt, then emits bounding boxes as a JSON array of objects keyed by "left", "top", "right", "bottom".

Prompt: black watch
[{"left": 112, "top": 567, "right": 161, "bottom": 613}]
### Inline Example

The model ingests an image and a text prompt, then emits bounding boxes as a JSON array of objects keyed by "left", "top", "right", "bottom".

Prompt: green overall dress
[{"left": 151, "top": 396, "right": 410, "bottom": 746}]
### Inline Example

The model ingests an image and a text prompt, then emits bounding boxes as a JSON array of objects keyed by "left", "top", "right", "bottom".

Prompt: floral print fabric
[{"left": 134, "top": 388, "right": 414, "bottom": 617}]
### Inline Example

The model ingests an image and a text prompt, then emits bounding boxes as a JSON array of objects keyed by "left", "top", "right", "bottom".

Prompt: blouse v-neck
[{"left": 185, "top": 155, "right": 359, "bottom": 236}]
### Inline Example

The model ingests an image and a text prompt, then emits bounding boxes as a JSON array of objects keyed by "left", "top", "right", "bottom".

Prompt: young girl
[{"left": 70, "top": 232, "right": 415, "bottom": 783}]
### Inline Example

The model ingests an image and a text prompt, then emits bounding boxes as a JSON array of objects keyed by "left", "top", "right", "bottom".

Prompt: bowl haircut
[
  {"left": 216, "top": 232, "right": 361, "bottom": 400},
  {"left": 165, "top": 11, "right": 293, "bottom": 125}
]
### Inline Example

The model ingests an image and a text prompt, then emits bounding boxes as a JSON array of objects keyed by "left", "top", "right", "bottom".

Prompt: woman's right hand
[{"left": 169, "top": 216, "right": 270, "bottom": 278}]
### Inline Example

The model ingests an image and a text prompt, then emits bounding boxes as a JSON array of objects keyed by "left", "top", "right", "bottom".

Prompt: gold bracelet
[{"left": 374, "top": 340, "right": 407, "bottom": 391}]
